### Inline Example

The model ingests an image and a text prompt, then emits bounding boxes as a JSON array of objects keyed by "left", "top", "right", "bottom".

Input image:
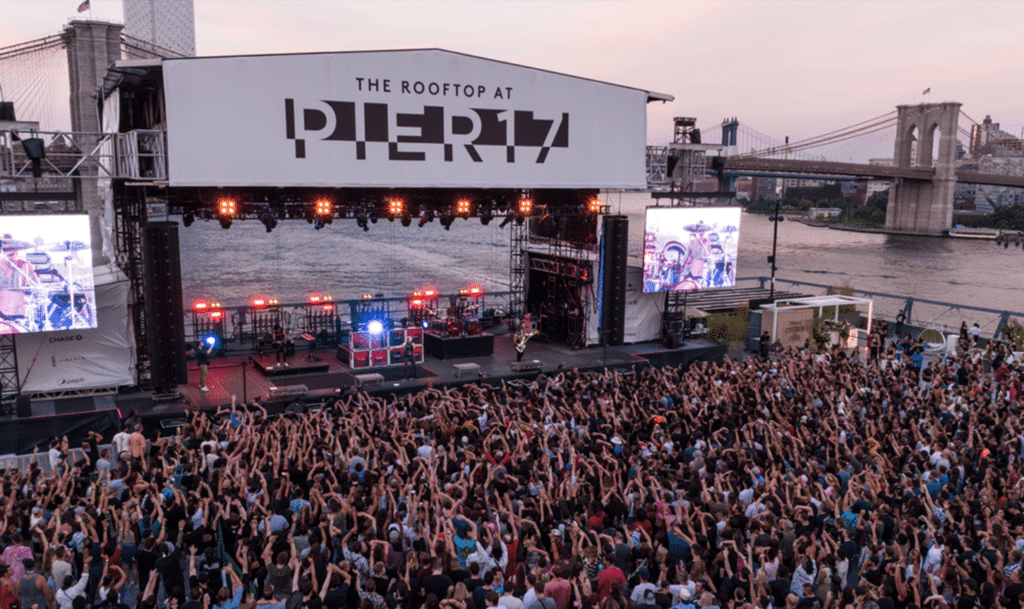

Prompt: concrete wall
[{"left": 123, "top": 0, "right": 196, "bottom": 57}]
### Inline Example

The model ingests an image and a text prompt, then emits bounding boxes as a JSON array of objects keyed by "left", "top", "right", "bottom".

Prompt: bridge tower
[{"left": 885, "top": 102, "right": 961, "bottom": 234}]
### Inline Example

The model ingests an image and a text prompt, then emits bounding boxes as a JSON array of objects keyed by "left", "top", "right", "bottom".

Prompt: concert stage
[
  {"left": 423, "top": 332, "right": 494, "bottom": 359},
  {"left": 0, "top": 335, "right": 727, "bottom": 447}
]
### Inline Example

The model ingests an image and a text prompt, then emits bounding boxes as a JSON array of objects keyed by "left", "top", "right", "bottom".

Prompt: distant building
[
  {"left": 970, "top": 115, "right": 1024, "bottom": 157},
  {"left": 865, "top": 158, "right": 893, "bottom": 199},
  {"left": 122, "top": 0, "right": 196, "bottom": 57},
  {"left": 753, "top": 176, "right": 778, "bottom": 201},
  {"left": 808, "top": 207, "right": 841, "bottom": 220}
]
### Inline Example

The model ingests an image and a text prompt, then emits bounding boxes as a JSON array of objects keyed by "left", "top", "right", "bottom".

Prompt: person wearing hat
[
  {"left": 630, "top": 567, "right": 656, "bottom": 607},
  {"left": 673, "top": 588, "right": 697, "bottom": 609}
]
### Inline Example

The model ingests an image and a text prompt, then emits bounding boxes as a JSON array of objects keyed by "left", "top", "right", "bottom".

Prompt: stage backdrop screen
[
  {"left": 643, "top": 207, "right": 741, "bottom": 293},
  {"left": 1, "top": 215, "right": 97, "bottom": 335},
  {"left": 163, "top": 50, "right": 650, "bottom": 189}
]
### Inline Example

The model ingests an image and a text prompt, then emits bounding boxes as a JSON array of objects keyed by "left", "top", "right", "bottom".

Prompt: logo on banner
[{"left": 285, "top": 99, "right": 569, "bottom": 164}]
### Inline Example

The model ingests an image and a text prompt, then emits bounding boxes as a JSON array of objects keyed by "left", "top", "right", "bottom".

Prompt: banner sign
[
  {"left": 17, "top": 271, "right": 134, "bottom": 393},
  {"left": 163, "top": 50, "right": 650, "bottom": 189}
]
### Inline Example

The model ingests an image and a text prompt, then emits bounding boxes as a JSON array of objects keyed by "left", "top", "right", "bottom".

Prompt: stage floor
[
  {"left": 8, "top": 336, "right": 726, "bottom": 428},
  {"left": 177, "top": 335, "right": 724, "bottom": 410}
]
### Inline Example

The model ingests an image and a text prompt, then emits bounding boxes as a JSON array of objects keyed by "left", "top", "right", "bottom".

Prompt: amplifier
[{"left": 267, "top": 384, "right": 308, "bottom": 399}]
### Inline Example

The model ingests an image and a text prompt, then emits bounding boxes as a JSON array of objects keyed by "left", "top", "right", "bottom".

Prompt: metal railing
[{"left": 1, "top": 128, "right": 166, "bottom": 181}]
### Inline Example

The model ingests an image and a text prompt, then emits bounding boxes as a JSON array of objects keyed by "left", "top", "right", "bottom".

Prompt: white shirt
[
  {"left": 630, "top": 583, "right": 657, "bottom": 605},
  {"left": 112, "top": 432, "right": 131, "bottom": 456}
]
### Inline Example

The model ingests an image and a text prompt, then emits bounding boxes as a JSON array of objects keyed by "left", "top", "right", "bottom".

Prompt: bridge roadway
[{"left": 722, "top": 157, "right": 1024, "bottom": 188}]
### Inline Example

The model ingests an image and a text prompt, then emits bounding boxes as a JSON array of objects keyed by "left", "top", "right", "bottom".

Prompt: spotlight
[
  {"left": 401, "top": 215, "right": 412, "bottom": 227},
  {"left": 422, "top": 320, "right": 430, "bottom": 329},
  {"left": 468, "top": 285, "right": 483, "bottom": 297},
  {"left": 367, "top": 320, "right": 385, "bottom": 336},
  {"left": 456, "top": 199, "right": 472, "bottom": 218},
  {"left": 480, "top": 206, "right": 493, "bottom": 225},
  {"left": 587, "top": 198, "right": 603, "bottom": 213},
  {"left": 518, "top": 198, "right": 533, "bottom": 215},
  {"left": 314, "top": 199, "right": 333, "bottom": 217},
  {"left": 204, "top": 335, "right": 217, "bottom": 347},
  {"left": 183, "top": 213, "right": 195, "bottom": 227},
  {"left": 250, "top": 296, "right": 269, "bottom": 309},
  {"left": 440, "top": 214, "right": 454, "bottom": 231},
  {"left": 219, "top": 217, "right": 232, "bottom": 229},
  {"left": 218, "top": 199, "right": 237, "bottom": 217},
  {"left": 192, "top": 300, "right": 210, "bottom": 313},
  {"left": 388, "top": 199, "right": 405, "bottom": 217}
]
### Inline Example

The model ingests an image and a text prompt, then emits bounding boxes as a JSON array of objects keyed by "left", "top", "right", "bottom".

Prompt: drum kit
[
  {"left": 0, "top": 237, "right": 95, "bottom": 335},
  {"left": 429, "top": 295, "right": 482, "bottom": 338}
]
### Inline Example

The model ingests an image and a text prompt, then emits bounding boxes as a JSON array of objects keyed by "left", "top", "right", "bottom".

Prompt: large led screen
[
  {"left": 643, "top": 207, "right": 741, "bottom": 293},
  {"left": 1, "top": 215, "right": 97, "bottom": 335}
]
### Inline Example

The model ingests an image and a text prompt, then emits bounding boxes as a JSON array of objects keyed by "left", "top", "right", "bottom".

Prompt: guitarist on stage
[
  {"left": 272, "top": 324, "right": 291, "bottom": 366},
  {"left": 513, "top": 314, "right": 539, "bottom": 362}
]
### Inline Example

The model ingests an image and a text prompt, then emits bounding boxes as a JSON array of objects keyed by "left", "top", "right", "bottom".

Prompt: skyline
[{"left": 2, "top": 0, "right": 1023, "bottom": 162}]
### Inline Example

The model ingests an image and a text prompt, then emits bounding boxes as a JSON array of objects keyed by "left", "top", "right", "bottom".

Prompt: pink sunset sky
[{"left": 2, "top": 0, "right": 1022, "bottom": 161}]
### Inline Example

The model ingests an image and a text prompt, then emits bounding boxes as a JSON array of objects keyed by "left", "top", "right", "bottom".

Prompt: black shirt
[{"left": 420, "top": 574, "right": 453, "bottom": 600}]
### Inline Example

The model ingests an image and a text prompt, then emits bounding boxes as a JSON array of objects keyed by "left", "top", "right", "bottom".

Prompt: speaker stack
[{"left": 600, "top": 216, "right": 628, "bottom": 346}]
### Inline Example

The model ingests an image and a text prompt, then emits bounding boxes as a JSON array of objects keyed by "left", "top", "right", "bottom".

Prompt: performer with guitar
[
  {"left": 272, "top": 323, "right": 292, "bottom": 366},
  {"left": 513, "top": 314, "right": 539, "bottom": 362}
]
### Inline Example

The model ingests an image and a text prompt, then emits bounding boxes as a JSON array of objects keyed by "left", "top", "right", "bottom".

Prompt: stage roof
[{"left": 110, "top": 49, "right": 670, "bottom": 191}]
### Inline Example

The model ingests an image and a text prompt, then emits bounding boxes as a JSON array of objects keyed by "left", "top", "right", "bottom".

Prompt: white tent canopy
[{"left": 761, "top": 295, "right": 874, "bottom": 344}]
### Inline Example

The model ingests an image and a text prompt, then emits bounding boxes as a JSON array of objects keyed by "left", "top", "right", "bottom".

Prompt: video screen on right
[{"left": 642, "top": 207, "right": 741, "bottom": 293}]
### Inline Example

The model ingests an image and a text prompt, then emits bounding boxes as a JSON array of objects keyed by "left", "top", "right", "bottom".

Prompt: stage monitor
[
  {"left": 1, "top": 215, "right": 97, "bottom": 335},
  {"left": 643, "top": 207, "right": 741, "bottom": 293}
]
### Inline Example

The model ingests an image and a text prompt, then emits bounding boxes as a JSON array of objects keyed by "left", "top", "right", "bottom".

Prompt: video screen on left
[{"left": 1, "top": 215, "right": 97, "bottom": 335}]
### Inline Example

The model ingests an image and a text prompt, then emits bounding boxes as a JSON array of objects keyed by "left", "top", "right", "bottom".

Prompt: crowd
[{"left": 0, "top": 330, "right": 1022, "bottom": 609}]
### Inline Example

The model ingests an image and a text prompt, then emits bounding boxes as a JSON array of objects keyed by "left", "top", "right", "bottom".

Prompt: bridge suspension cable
[{"left": 735, "top": 111, "right": 897, "bottom": 159}]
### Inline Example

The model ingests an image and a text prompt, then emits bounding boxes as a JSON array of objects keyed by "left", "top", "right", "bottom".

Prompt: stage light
[
  {"left": 422, "top": 320, "right": 430, "bottom": 329},
  {"left": 587, "top": 198, "right": 603, "bottom": 213},
  {"left": 250, "top": 296, "right": 269, "bottom": 310},
  {"left": 401, "top": 214, "right": 412, "bottom": 227},
  {"left": 322, "top": 304, "right": 334, "bottom": 312},
  {"left": 183, "top": 213, "right": 195, "bottom": 227},
  {"left": 204, "top": 336, "right": 217, "bottom": 347},
  {"left": 518, "top": 198, "right": 533, "bottom": 215},
  {"left": 308, "top": 294, "right": 322, "bottom": 304},
  {"left": 209, "top": 310, "right": 224, "bottom": 321},
  {"left": 440, "top": 214, "right": 454, "bottom": 231},
  {"left": 423, "top": 287, "right": 437, "bottom": 299},
  {"left": 314, "top": 218, "right": 328, "bottom": 230},
  {"left": 367, "top": 320, "right": 384, "bottom": 336},
  {"left": 192, "top": 300, "right": 210, "bottom": 313},
  {"left": 314, "top": 199, "right": 332, "bottom": 217},
  {"left": 468, "top": 285, "right": 483, "bottom": 297},
  {"left": 480, "top": 206, "right": 493, "bottom": 225},
  {"left": 388, "top": 199, "right": 405, "bottom": 216},
  {"left": 218, "top": 218, "right": 232, "bottom": 229},
  {"left": 362, "top": 293, "right": 373, "bottom": 300},
  {"left": 218, "top": 199, "right": 237, "bottom": 217},
  {"left": 456, "top": 199, "right": 472, "bottom": 217}
]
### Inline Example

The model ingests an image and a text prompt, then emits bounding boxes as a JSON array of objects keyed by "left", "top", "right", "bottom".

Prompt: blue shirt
[{"left": 214, "top": 587, "right": 243, "bottom": 609}]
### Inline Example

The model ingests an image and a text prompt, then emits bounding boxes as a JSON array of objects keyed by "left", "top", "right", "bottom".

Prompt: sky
[{"left": 2, "top": 0, "right": 1023, "bottom": 162}]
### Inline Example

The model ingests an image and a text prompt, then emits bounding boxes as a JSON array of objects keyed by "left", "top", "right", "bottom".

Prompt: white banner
[
  {"left": 163, "top": 50, "right": 650, "bottom": 189},
  {"left": 16, "top": 267, "right": 135, "bottom": 394}
]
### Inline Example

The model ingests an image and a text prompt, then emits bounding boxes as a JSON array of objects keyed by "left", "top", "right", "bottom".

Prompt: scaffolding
[
  {"left": 0, "top": 335, "right": 17, "bottom": 411},
  {"left": 508, "top": 219, "right": 528, "bottom": 322},
  {"left": 113, "top": 183, "right": 151, "bottom": 385}
]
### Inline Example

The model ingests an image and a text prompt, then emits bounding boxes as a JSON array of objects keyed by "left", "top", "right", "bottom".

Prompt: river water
[{"left": 175, "top": 194, "right": 1024, "bottom": 328}]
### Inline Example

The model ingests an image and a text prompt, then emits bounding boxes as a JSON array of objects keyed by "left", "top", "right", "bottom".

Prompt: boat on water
[{"left": 947, "top": 226, "right": 1000, "bottom": 239}]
